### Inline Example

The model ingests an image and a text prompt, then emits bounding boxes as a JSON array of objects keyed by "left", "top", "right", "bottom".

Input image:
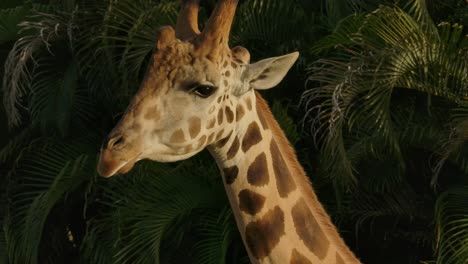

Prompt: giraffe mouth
[{"left": 97, "top": 150, "right": 141, "bottom": 178}]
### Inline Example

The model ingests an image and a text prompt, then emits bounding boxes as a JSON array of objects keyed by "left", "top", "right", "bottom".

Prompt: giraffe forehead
[
  {"left": 151, "top": 42, "right": 193, "bottom": 73},
  {"left": 147, "top": 42, "right": 224, "bottom": 89}
]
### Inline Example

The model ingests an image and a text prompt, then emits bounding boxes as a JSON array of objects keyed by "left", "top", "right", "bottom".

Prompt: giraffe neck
[{"left": 208, "top": 92, "right": 360, "bottom": 264}]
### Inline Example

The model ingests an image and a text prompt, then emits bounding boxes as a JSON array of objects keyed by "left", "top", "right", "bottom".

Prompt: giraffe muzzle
[
  {"left": 97, "top": 149, "right": 139, "bottom": 177},
  {"left": 97, "top": 133, "right": 141, "bottom": 177}
]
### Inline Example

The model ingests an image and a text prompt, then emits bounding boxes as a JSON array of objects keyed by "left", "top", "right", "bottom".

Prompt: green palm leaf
[
  {"left": 5, "top": 138, "right": 95, "bottom": 264},
  {"left": 81, "top": 0, "right": 178, "bottom": 96},
  {"left": 0, "top": 4, "right": 51, "bottom": 44},
  {"left": 192, "top": 208, "right": 237, "bottom": 264},
  {"left": 82, "top": 157, "right": 228, "bottom": 264},
  {"left": 233, "top": 0, "right": 309, "bottom": 58},
  {"left": 303, "top": 3, "right": 467, "bottom": 183},
  {"left": 2, "top": 11, "right": 69, "bottom": 128},
  {"left": 435, "top": 186, "right": 468, "bottom": 264},
  {"left": 29, "top": 57, "right": 78, "bottom": 135},
  {"left": 303, "top": 1, "right": 468, "bottom": 262}
]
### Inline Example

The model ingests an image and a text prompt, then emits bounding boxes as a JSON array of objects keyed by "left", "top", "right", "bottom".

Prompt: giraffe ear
[{"left": 243, "top": 52, "right": 299, "bottom": 91}]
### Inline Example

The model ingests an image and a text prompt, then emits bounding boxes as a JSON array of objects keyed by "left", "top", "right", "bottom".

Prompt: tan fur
[{"left": 255, "top": 92, "right": 360, "bottom": 263}]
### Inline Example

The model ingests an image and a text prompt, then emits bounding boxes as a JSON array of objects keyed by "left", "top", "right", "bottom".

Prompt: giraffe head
[{"left": 97, "top": 0, "right": 298, "bottom": 177}]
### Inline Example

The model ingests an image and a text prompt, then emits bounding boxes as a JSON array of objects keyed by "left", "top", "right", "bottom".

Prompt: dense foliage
[{"left": 0, "top": 0, "right": 467, "bottom": 263}]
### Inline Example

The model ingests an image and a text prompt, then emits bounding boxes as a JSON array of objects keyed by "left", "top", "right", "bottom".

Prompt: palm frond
[
  {"left": 325, "top": 0, "right": 350, "bottom": 29},
  {"left": 302, "top": 4, "right": 467, "bottom": 185},
  {"left": 192, "top": 208, "right": 236, "bottom": 264},
  {"left": 310, "top": 13, "right": 366, "bottom": 54},
  {"left": 433, "top": 114, "right": 468, "bottom": 185},
  {"left": 233, "top": 0, "right": 309, "bottom": 58},
  {"left": 2, "top": 10, "right": 68, "bottom": 128},
  {"left": 434, "top": 186, "right": 468, "bottom": 264},
  {"left": 28, "top": 56, "right": 77, "bottom": 135},
  {"left": 82, "top": 157, "right": 227, "bottom": 264},
  {"left": 85, "top": 0, "right": 177, "bottom": 96},
  {"left": 0, "top": 126, "right": 35, "bottom": 165},
  {"left": 404, "top": 0, "right": 438, "bottom": 36},
  {"left": 71, "top": 1, "right": 119, "bottom": 104},
  {"left": 4, "top": 138, "right": 94, "bottom": 264},
  {"left": 0, "top": 4, "right": 51, "bottom": 44}
]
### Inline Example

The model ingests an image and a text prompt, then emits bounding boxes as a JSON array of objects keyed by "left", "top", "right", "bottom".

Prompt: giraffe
[{"left": 97, "top": 0, "right": 361, "bottom": 263}]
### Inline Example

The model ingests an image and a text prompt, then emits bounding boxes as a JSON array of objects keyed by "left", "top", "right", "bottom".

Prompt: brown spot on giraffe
[
  {"left": 215, "top": 129, "right": 225, "bottom": 141},
  {"left": 290, "top": 249, "right": 312, "bottom": 264},
  {"left": 223, "top": 165, "right": 239, "bottom": 185},
  {"left": 207, "top": 118, "right": 216, "bottom": 129},
  {"left": 217, "top": 96, "right": 222, "bottom": 103},
  {"left": 226, "top": 136, "right": 240, "bottom": 159},
  {"left": 242, "top": 122, "right": 262, "bottom": 152},
  {"left": 245, "top": 206, "right": 285, "bottom": 260},
  {"left": 291, "top": 198, "right": 330, "bottom": 260},
  {"left": 188, "top": 116, "right": 201, "bottom": 138},
  {"left": 225, "top": 106, "right": 234, "bottom": 123},
  {"left": 224, "top": 79, "right": 229, "bottom": 87},
  {"left": 225, "top": 70, "right": 231, "bottom": 77},
  {"left": 247, "top": 152, "right": 269, "bottom": 186},
  {"left": 216, "top": 131, "right": 233, "bottom": 148},
  {"left": 246, "top": 97, "right": 253, "bottom": 110},
  {"left": 184, "top": 144, "right": 192, "bottom": 153},
  {"left": 236, "top": 104, "right": 245, "bottom": 121},
  {"left": 197, "top": 135, "right": 207, "bottom": 149},
  {"left": 208, "top": 105, "right": 216, "bottom": 114},
  {"left": 170, "top": 129, "right": 185, "bottom": 143},
  {"left": 144, "top": 106, "right": 161, "bottom": 121},
  {"left": 270, "top": 140, "right": 297, "bottom": 197},
  {"left": 231, "top": 61, "right": 238, "bottom": 68},
  {"left": 238, "top": 189, "right": 266, "bottom": 215},
  {"left": 217, "top": 107, "right": 224, "bottom": 124}
]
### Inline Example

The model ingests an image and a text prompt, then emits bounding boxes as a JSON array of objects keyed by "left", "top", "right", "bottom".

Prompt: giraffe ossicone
[{"left": 97, "top": 0, "right": 361, "bottom": 263}]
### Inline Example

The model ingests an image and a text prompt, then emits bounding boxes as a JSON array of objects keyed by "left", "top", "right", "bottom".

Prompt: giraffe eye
[{"left": 192, "top": 85, "right": 216, "bottom": 98}]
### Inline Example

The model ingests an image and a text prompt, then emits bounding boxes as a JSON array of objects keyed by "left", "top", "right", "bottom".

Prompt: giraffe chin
[{"left": 116, "top": 160, "right": 136, "bottom": 174}]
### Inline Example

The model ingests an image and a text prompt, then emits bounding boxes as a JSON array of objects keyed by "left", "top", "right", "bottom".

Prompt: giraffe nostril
[{"left": 105, "top": 134, "right": 125, "bottom": 149}]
